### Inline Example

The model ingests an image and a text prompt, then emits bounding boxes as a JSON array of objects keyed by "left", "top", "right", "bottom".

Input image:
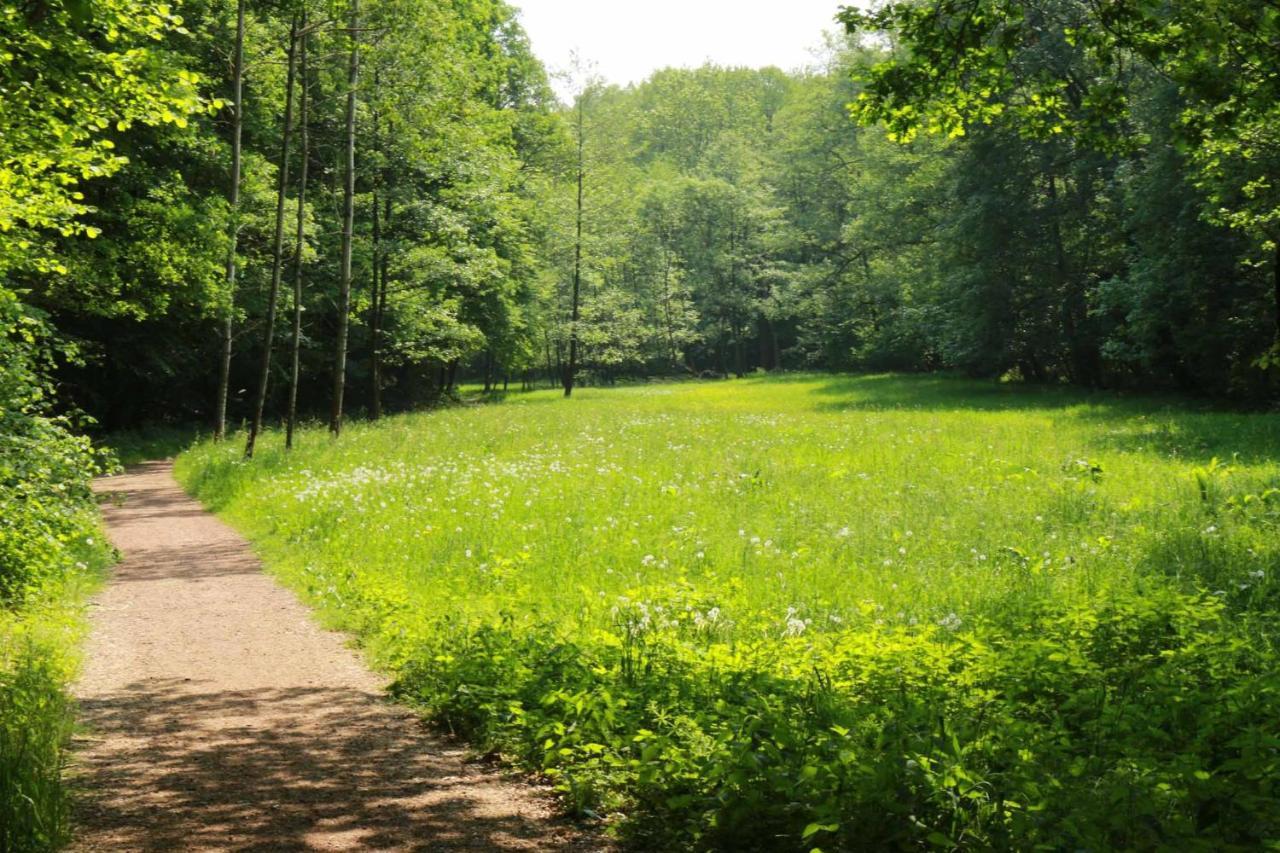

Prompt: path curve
[{"left": 73, "top": 461, "right": 597, "bottom": 852}]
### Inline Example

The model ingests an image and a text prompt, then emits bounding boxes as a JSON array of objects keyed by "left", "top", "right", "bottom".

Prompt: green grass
[
  {"left": 177, "top": 374, "right": 1280, "bottom": 850},
  {"left": 0, "top": 543, "right": 109, "bottom": 852}
]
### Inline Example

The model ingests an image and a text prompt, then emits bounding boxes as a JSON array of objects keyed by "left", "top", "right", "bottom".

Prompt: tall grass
[
  {"left": 0, "top": 557, "right": 104, "bottom": 852},
  {"left": 177, "top": 375, "right": 1280, "bottom": 849}
]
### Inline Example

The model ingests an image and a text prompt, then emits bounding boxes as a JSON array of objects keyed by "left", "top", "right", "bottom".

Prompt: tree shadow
[
  {"left": 805, "top": 373, "right": 1132, "bottom": 413},
  {"left": 798, "top": 374, "right": 1280, "bottom": 465},
  {"left": 71, "top": 679, "right": 598, "bottom": 851}
]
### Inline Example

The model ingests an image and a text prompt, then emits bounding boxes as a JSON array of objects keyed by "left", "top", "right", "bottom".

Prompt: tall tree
[
  {"left": 330, "top": 0, "right": 359, "bottom": 437},
  {"left": 246, "top": 14, "right": 300, "bottom": 459},
  {"left": 215, "top": 0, "right": 247, "bottom": 442},
  {"left": 564, "top": 86, "right": 585, "bottom": 398},
  {"left": 286, "top": 11, "right": 311, "bottom": 451}
]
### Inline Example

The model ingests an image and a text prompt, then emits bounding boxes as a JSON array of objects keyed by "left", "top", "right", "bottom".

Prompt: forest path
[{"left": 71, "top": 461, "right": 595, "bottom": 852}]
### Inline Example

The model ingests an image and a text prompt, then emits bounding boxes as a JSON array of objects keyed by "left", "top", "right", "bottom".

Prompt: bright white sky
[{"left": 512, "top": 1, "right": 851, "bottom": 99}]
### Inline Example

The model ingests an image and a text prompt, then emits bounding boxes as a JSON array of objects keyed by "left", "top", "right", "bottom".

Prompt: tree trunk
[
  {"left": 330, "top": 0, "right": 359, "bottom": 437},
  {"left": 1273, "top": 240, "right": 1280, "bottom": 345},
  {"left": 286, "top": 14, "right": 309, "bottom": 452},
  {"left": 246, "top": 16, "right": 299, "bottom": 459},
  {"left": 215, "top": 0, "right": 246, "bottom": 442},
  {"left": 370, "top": 193, "right": 389, "bottom": 420},
  {"left": 659, "top": 246, "right": 681, "bottom": 371},
  {"left": 564, "top": 94, "right": 585, "bottom": 398},
  {"left": 369, "top": 184, "right": 382, "bottom": 418},
  {"left": 767, "top": 316, "right": 780, "bottom": 370},
  {"left": 368, "top": 75, "right": 387, "bottom": 422}
]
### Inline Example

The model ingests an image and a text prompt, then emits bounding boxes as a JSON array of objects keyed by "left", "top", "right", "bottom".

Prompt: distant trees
[
  {"left": 518, "top": 30, "right": 1274, "bottom": 398},
  {"left": 8, "top": 0, "right": 1277, "bottom": 442},
  {"left": 840, "top": 0, "right": 1280, "bottom": 378}
]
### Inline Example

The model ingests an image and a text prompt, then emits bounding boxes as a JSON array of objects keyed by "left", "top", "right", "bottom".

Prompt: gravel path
[{"left": 72, "top": 461, "right": 597, "bottom": 851}]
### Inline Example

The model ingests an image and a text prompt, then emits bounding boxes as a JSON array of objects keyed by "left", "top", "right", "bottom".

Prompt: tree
[
  {"left": 246, "top": 13, "right": 300, "bottom": 459},
  {"left": 330, "top": 0, "right": 359, "bottom": 437},
  {"left": 839, "top": 0, "right": 1280, "bottom": 363},
  {"left": 286, "top": 10, "right": 311, "bottom": 451},
  {"left": 215, "top": 0, "right": 247, "bottom": 442}
]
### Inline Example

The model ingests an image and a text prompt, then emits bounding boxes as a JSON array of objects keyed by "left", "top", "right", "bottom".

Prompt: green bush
[
  {"left": 1, "top": 292, "right": 111, "bottom": 851},
  {"left": 369, "top": 587, "right": 1279, "bottom": 851}
]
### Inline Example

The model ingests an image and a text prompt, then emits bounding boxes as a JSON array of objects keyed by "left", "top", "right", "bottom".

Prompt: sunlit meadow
[{"left": 177, "top": 375, "right": 1280, "bottom": 850}]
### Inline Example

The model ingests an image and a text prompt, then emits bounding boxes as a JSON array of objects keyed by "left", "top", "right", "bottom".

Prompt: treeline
[
  {"left": 538, "top": 36, "right": 1279, "bottom": 397},
  {"left": 22, "top": 0, "right": 560, "bottom": 436},
  {"left": 30, "top": 1, "right": 1277, "bottom": 441}
]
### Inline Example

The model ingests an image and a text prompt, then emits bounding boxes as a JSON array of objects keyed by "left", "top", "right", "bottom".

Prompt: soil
[{"left": 71, "top": 461, "right": 601, "bottom": 852}]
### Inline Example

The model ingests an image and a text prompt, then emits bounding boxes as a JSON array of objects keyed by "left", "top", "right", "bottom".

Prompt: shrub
[
  {"left": 384, "top": 588, "right": 1279, "bottom": 850},
  {"left": 0, "top": 292, "right": 111, "bottom": 850}
]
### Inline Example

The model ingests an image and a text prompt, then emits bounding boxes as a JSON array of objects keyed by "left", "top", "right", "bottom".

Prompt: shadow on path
[
  {"left": 73, "top": 461, "right": 598, "bottom": 851},
  {"left": 74, "top": 679, "right": 577, "bottom": 851}
]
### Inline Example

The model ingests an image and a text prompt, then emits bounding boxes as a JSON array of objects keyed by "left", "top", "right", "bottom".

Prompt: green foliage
[
  {"left": 520, "top": 33, "right": 1276, "bottom": 399},
  {"left": 0, "top": 630, "right": 77, "bottom": 852},
  {"left": 0, "top": 540, "right": 107, "bottom": 853},
  {"left": 0, "top": 293, "right": 108, "bottom": 603},
  {"left": 0, "top": 2, "right": 187, "bottom": 842},
  {"left": 0, "top": 285, "right": 111, "bottom": 853},
  {"left": 839, "top": 0, "right": 1280, "bottom": 381},
  {"left": 0, "top": 0, "right": 209, "bottom": 278},
  {"left": 178, "top": 376, "right": 1280, "bottom": 849}
]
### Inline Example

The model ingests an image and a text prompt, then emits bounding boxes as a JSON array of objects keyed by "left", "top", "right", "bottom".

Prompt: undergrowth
[
  {"left": 2, "top": 294, "right": 114, "bottom": 852},
  {"left": 0, "top": 558, "right": 106, "bottom": 853}
]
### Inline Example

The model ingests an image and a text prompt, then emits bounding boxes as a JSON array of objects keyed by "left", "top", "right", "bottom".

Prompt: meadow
[{"left": 177, "top": 375, "right": 1280, "bottom": 850}]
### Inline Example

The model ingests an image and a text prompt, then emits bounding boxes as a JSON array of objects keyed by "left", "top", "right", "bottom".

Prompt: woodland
[{"left": 3, "top": 0, "right": 1280, "bottom": 849}]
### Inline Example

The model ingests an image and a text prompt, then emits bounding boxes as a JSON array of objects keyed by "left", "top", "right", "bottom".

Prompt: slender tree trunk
[
  {"left": 369, "top": 184, "right": 382, "bottom": 418},
  {"left": 368, "top": 78, "right": 387, "bottom": 421},
  {"left": 1273, "top": 240, "right": 1280, "bottom": 345},
  {"left": 733, "top": 319, "right": 745, "bottom": 378},
  {"left": 564, "top": 95, "right": 585, "bottom": 398},
  {"left": 246, "top": 16, "right": 299, "bottom": 459},
  {"left": 286, "top": 14, "right": 309, "bottom": 452},
  {"left": 370, "top": 189, "right": 389, "bottom": 418},
  {"left": 769, "top": 318, "right": 780, "bottom": 370},
  {"left": 718, "top": 321, "right": 729, "bottom": 379},
  {"left": 215, "top": 0, "right": 247, "bottom": 442},
  {"left": 330, "top": 0, "right": 359, "bottom": 437},
  {"left": 660, "top": 246, "right": 681, "bottom": 371},
  {"left": 1046, "top": 170, "right": 1096, "bottom": 385}
]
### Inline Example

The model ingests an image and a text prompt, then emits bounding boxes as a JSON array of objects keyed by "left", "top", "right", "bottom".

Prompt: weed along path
[{"left": 72, "top": 461, "right": 596, "bottom": 851}]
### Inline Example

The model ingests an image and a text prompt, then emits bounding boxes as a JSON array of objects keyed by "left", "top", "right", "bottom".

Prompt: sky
[{"left": 512, "top": 0, "right": 850, "bottom": 99}]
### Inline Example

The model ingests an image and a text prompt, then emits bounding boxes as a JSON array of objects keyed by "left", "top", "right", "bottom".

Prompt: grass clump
[
  {"left": 177, "top": 374, "right": 1280, "bottom": 850},
  {"left": 0, "top": 563, "right": 105, "bottom": 853}
]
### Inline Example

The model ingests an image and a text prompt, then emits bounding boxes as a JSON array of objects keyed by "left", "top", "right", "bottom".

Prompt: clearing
[{"left": 174, "top": 375, "right": 1280, "bottom": 849}]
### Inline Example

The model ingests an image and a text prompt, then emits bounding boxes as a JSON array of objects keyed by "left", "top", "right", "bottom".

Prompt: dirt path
[{"left": 72, "top": 461, "right": 598, "bottom": 852}]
